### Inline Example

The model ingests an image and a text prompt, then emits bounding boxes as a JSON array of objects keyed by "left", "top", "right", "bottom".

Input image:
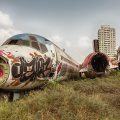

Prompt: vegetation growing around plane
[{"left": 0, "top": 71, "right": 119, "bottom": 120}]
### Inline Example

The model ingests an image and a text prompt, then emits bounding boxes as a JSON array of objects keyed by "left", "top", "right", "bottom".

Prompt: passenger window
[
  {"left": 31, "top": 41, "right": 40, "bottom": 50},
  {"left": 39, "top": 43, "right": 48, "bottom": 53}
]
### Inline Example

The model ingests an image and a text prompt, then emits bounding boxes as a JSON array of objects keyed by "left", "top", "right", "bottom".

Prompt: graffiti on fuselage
[
  {"left": 57, "top": 63, "right": 62, "bottom": 74},
  {"left": 56, "top": 62, "right": 67, "bottom": 76},
  {"left": 59, "top": 64, "right": 67, "bottom": 76},
  {"left": 11, "top": 55, "right": 53, "bottom": 82},
  {"left": 0, "top": 50, "right": 14, "bottom": 59}
]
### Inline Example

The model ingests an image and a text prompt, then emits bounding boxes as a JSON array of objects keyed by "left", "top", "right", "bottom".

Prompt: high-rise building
[{"left": 98, "top": 25, "right": 116, "bottom": 58}]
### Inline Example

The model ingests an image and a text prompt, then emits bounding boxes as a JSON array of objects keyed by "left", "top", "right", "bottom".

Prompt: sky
[{"left": 0, "top": 0, "right": 120, "bottom": 63}]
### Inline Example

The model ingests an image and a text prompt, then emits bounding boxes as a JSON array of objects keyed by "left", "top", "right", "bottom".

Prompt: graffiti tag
[{"left": 12, "top": 56, "right": 53, "bottom": 82}]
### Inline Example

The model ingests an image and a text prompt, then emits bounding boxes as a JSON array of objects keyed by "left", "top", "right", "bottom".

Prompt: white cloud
[
  {"left": 0, "top": 11, "right": 13, "bottom": 27},
  {"left": 51, "top": 35, "right": 62, "bottom": 43},
  {"left": 50, "top": 35, "right": 93, "bottom": 62},
  {"left": 78, "top": 36, "right": 92, "bottom": 47},
  {"left": 50, "top": 35, "right": 63, "bottom": 47},
  {"left": 75, "top": 36, "right": 93, "bottom": 62},
  {"left": 0, "top": 28, "right": 21, "bottom": 45},
  {"left": 0, "top": 11, "right": 21, "bottom": 45},
  {"left": 65, "top": 41, "right": 71, "bottom": 47}
]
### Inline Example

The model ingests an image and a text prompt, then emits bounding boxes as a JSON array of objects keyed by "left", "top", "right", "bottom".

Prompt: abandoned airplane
[{"left": 0, "top": 33, "right": 118, "bottom": 100}]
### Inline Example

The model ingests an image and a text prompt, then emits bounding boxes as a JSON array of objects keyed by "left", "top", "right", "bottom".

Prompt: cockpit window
[
  {"left": 31, "top": 41, "right": 40, "bottom": 50},
  {"left": 2, "top": 34, "right": 48, "bottom": 53},
  {"left": 8, "top": 40, "right": 18, "bottom": 45},
  {"left": 2, "top": 39, "right": 30, "bottom": 46},
  {"left": 21, "top": 40, "right": 30, "bottom": 46},
  {"left": 39, "top": 43, "right": 48, "bottom": 53}
]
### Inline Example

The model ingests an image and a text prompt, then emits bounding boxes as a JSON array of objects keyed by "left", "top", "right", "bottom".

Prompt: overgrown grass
[{"left": 0, "top": 71, "right": 120, "bottom": 120}]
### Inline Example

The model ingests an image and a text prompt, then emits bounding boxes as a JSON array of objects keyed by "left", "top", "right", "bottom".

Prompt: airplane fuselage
[{"left": 0, "top": 34, "right": 79, "bottom": 92}]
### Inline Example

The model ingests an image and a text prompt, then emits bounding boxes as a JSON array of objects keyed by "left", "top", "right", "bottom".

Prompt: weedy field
[{"left": 0, "top": 71, "right": 120, "bottom": 120}]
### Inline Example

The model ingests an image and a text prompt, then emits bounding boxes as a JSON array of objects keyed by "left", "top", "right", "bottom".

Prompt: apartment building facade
[{"left": 98, "top": 25, "right": 116, "bottom": 58}]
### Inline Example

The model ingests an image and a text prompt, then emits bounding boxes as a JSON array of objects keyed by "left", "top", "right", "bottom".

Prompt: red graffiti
[
  {"left": 57, "top": 63, "right": 62, "bottom": 74},
  {"left": 0, "top": 50, "right": 14, "bottom": 59}
]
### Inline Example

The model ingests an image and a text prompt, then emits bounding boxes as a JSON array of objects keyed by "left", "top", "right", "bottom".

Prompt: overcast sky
[{"left": 0, "top": 0, "right": 120, "bottom": 62}]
